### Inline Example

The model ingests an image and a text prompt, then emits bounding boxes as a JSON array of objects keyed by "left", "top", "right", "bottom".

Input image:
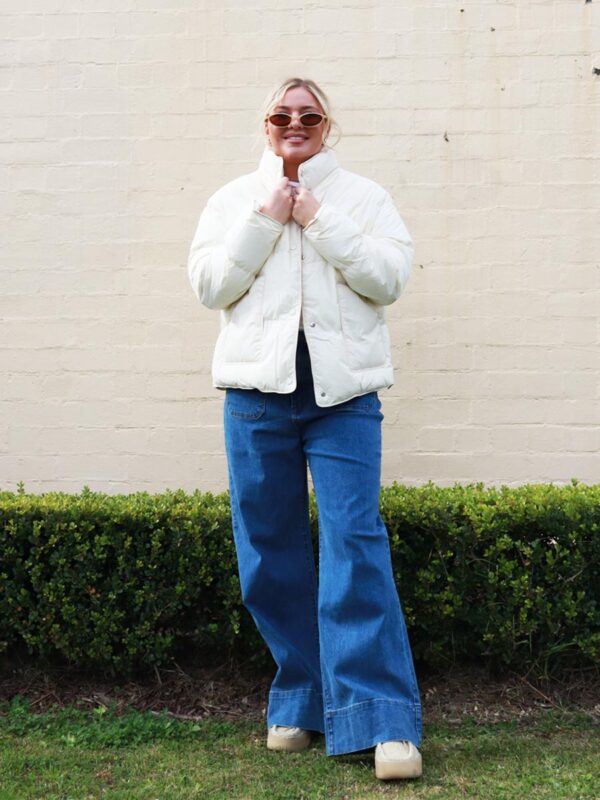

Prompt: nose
[{"left": 289, "top": 114, "right": 303, "bottom": 128}]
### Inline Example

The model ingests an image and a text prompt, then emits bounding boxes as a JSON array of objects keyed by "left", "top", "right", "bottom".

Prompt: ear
[{"left": 263, "top": 119, "right": 272, "bottom": 147}]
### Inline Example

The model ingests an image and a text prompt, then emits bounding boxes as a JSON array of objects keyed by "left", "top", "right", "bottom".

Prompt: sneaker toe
[
  {"left": 375, "top": 740, "right": 422, "bottom": 780},
  {"left": 267, "top": 724, "right": 311, "bottom": 752}
]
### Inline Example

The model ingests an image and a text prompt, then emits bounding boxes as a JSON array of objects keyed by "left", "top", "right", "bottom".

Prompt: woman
[{"left": 187, "top": 78, "right": 422, "bottom": 781}]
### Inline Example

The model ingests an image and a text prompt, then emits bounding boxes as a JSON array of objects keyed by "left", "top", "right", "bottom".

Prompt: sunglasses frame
[{"left": 266, "top": 111, "right": 328, "bottom": 128}]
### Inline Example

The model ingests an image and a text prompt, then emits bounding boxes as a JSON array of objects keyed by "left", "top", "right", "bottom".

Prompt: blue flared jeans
[{"left": 223, "top": 330, "right": 422, "bottom": 756}]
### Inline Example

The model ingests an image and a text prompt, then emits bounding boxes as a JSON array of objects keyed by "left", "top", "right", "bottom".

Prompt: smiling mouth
[{"left": 285, "top": 135, "right": 307, "bottom": 141}]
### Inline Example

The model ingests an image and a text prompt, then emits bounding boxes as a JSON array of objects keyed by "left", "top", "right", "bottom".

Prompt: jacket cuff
[
  {"left": 225, "top": 204, "right": 284, "bottom": 273},
  {"left": 301, "top": 202, "right": 362, "bottom": 259},
  {"left": 302, "top": 205, "right": 324, "bottom": 231}
]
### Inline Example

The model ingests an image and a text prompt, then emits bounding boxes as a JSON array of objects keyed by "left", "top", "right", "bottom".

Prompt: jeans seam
[
  {"left": 415, "top": 703, "right": 422, "bottom": 738},
  {"left": 325, "top": 698, "right": 420, "bottom": 718},
  {"left": 315, "top": 504, "right": 335, "bottom": 749},
  {"left": 300, "top": 476, "right": 322, "bottom": 693}
]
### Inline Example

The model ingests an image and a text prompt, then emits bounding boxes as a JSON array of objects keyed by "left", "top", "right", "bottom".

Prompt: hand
[
  {"left": 291, "top": 187, "right": 321, "bottom": 228},
  {"left": 258, "top": 177, "right": 294, "bottom": 225}
]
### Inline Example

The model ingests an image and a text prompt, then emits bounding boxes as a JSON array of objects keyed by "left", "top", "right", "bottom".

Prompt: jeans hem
[
  {"left": 324, "top": 698, "right": 422, "bottom": 756},
  {"left": 267, "top": 688, "right": 325, "bottom": 734}
]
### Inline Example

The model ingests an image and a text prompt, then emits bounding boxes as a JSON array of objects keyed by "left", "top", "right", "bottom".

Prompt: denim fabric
[{"left": 223, "top": 330, "right": 422, "bottom": 756}]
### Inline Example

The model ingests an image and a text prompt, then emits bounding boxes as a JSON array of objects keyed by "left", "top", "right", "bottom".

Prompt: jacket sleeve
[
  {"left": 187, "top": 197, "right": 284, "bottom": 310},
  {"left": 301, "top": 190, "right": 414, "bottom": 306}
]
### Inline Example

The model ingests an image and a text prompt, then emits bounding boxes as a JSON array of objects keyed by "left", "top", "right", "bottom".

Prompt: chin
[{"left": 285, "top": 145, "right": 319, "bottom": 159}]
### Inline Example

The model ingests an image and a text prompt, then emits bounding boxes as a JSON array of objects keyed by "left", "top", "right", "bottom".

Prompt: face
[{"left": 264, "top": 86, "right": 328, "bottom": 165}]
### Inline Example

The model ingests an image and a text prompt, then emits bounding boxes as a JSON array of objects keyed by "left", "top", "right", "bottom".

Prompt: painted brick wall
[{"left": 1, "top": 1, "right": 599, "bottom": 493}]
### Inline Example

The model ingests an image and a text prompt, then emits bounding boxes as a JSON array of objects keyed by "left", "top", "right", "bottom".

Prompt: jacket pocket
[
  {"left": 336, "top": 283, "right": 387, "bottom": 370},
  {"left": 222, "top": 276, "right": 265, "bottom": 363}
]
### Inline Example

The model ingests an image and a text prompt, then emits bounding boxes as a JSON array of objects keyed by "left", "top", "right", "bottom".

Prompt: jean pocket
[
  {"left": 225, "top": 387, "right": 266, "bottom": 420},
  {"left": 335, "top": 391, "right": 380, "bottom": 412}
]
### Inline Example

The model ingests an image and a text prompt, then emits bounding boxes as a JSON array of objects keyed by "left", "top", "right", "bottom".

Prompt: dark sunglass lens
[
  {"left": 301, "top": 113, "right": 323, "bottom": 127},
  {"left": 269, "top": 113, "right": 292, "bottom": 127}
]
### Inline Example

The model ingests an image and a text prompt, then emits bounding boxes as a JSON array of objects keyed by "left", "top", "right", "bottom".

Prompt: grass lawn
[{"left": 0, "top": 699, "right": 598, "bottom": 800}]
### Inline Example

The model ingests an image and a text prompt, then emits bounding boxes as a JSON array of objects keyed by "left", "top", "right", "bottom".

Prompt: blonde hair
[{"left": 258, "top": 77, "right": 342, "bottom": 151}]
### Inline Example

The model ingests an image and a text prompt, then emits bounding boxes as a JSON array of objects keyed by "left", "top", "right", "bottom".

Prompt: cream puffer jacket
[{"left": 187, "top": 145, "right": 414, "bottom": 407}]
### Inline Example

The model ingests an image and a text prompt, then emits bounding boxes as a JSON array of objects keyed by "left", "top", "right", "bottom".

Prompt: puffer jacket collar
[{"left": 258, "top": 145, "right": 339, "bottom": 191}]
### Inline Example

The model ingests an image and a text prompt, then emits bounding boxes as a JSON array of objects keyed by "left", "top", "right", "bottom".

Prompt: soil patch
[{"left": 1, "top": 653, "right": 598, "bottom": 727}]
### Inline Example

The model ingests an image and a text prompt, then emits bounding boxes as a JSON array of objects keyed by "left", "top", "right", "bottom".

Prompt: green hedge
[{"left": 1, "top": 481, "right": 599, "bottom": 679}]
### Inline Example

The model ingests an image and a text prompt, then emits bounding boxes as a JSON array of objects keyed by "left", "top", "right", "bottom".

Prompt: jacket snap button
[
  {"left": 320, "top": 391, "right": 325, "bottom": 397},
  {"left": 309, "top": 322, "right": 315, "bottom": 327}
]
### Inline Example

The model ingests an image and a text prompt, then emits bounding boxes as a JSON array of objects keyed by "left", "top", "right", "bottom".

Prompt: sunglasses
[{"left": 266, "top": 112, "right": 327, "bottom": 128}]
